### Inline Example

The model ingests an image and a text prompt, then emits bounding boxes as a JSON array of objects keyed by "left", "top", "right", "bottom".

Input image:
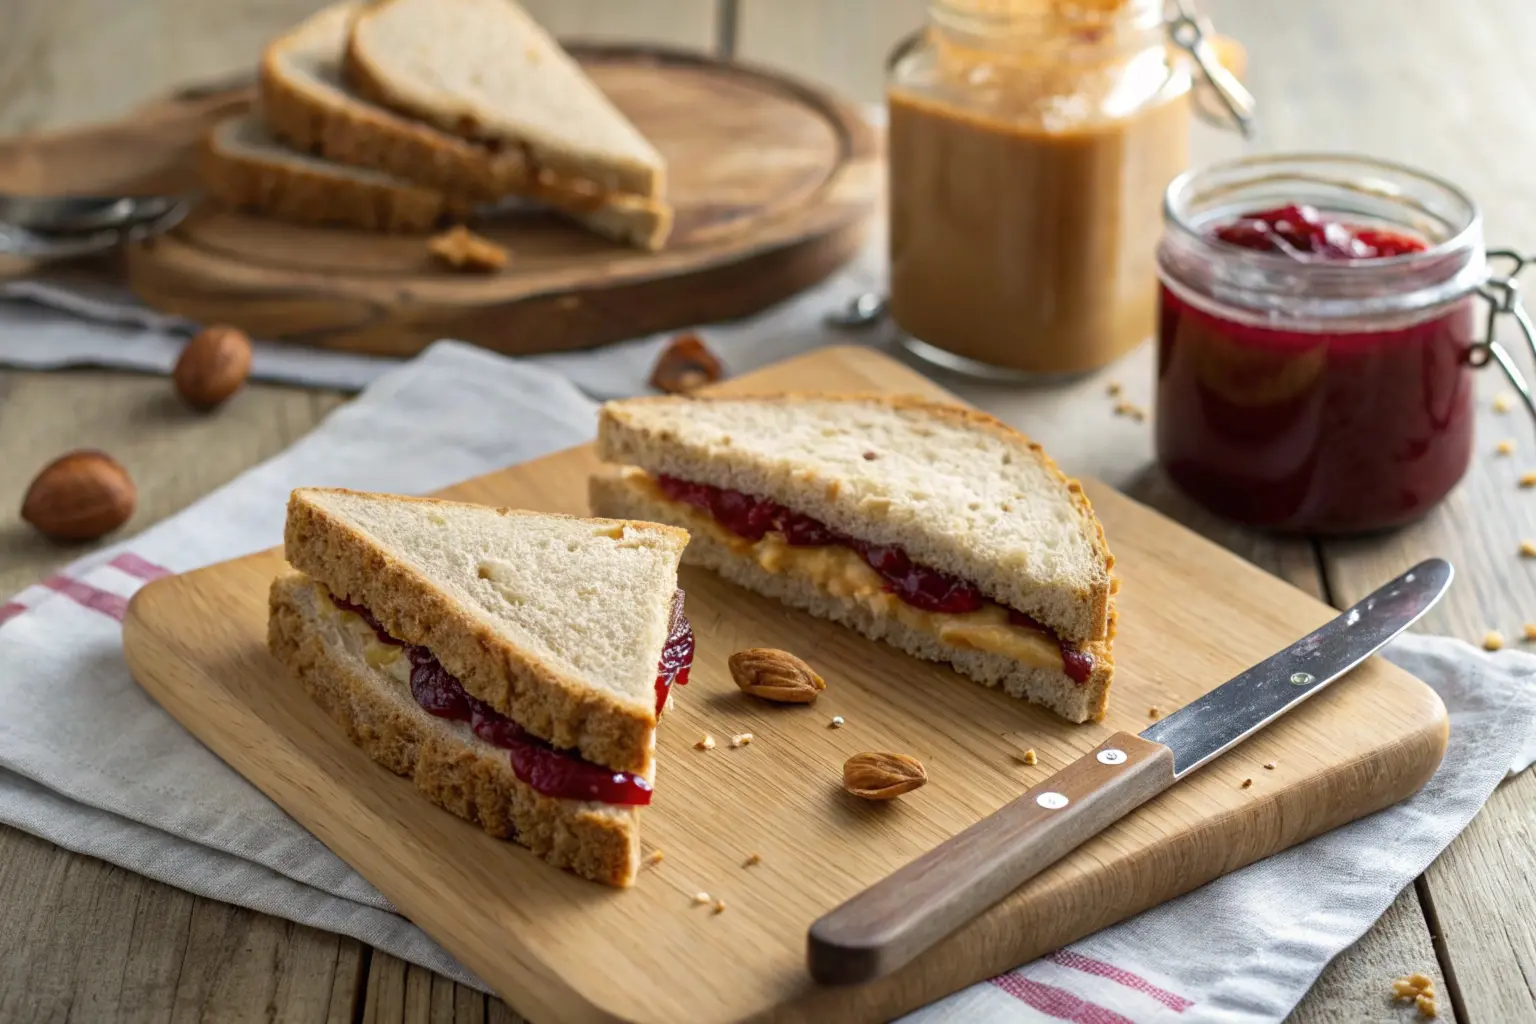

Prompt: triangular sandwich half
[
  {"left": 267, "top": 488, "right": 691, "bottom": 886},
  {"left": 259, "top": 1, "right": 672, "bottom": 249},
  {"left": 345, "top": 0, "right": 666, "bottom": 199},
  {"left": 590, "top": 396, "right": 1116, "bottom": 723}
]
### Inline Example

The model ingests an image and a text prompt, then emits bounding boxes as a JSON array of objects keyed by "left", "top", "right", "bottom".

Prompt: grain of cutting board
[
  {"left": 121, "top": 347, "right": 1447, "bottom": 1023},
  {"left": 119, "top": 45, "right": 877, "bottom": 357}
]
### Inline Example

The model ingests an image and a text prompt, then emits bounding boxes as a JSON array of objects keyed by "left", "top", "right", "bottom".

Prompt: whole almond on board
[
  {"left": 174, "top": 325, "right": 252, "bottom": 410},
  {"left": 729, "top": 648, "right": 825, "bottom": 703},
  {"left": 649, "top": 333, "right": 723, "bottom": 394},
  {"left": 843, "top": 752, "right": 927, "bottom": 800},
  {"left": 21, "top": 450, "right": 136, "bottom": 542}
]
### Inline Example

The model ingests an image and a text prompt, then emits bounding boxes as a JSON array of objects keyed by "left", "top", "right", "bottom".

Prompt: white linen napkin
[{"left": 2, "top": 339, "right": 1533, "bottom": 1020}]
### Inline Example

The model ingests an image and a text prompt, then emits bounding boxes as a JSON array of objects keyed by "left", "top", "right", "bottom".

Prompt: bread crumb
[
  {"left": 1525, "top": 623, "right": 1536, "bottom": 642},
  {"left": 1392, "top": 973, "right": 1436, "bottom": 1016},
  {"left": 829, "top": 715, "right": 845, "bottom": 728},
  {"left": 743, "top": 853, "right": 761, "bottom": 867},
  {"left": 712, "top": 899, "right": 726, "bottom": 915},
  {"left": 428, "top": 225, "right": 509, "bottom": 272},
  {"left": 1113, "top": 399, "right": 1147, "bottom": 422},
  {"left": 692, "top": 891, "right": 711, "bottom": 905},
  {"left": 1241, "top": 778, "right": 1253, "bottom": 789},
  {"left": 1521, "top": 471, "right": 1536, "bottom": 489},
  {"left": 1522, "top": 540, "right": 1536, "bottom": 558},
  {"left": 862, "top": 451, "right": 878, "bottom": 461},
  {"left": 1494, "top": 392, "right": 1514, "bottom": 413},
  {"left": 644, "top": 850, "right": 664, "bottom": 867},
  {"left": 1148, "top": 706, "right": 1161, "bottom": 719},
  {"left": 1497, "top": 439, "right": 1517, "bottom": 455},
  {"left": 730, "top": 732, "right": 754, "bottom": 748},
  {"left": 696, "top": 735, "right": 715, "bottom": 750},
  {"left": 1484, "top": 630, "right": 1505, "bottom": 651},
  {"left": 1106, "top": 381, "right": 1123, "bottom": 397},
  {"left": 1263, "top": 761, "right": 1276, "bottom": 770},
  {"left": 1022, "top": 749, "right": 1038, "bottom": 766}
]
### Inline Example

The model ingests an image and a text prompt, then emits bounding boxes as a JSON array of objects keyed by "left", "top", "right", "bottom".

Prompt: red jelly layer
[
  {"left": 1211, "top": 204, "right": 1428, "bottom": 261},
  {"left": 654, "top": 475, "right": 1093, "bottom": 683},
  {"left": 1156, "top": 283, "right": 1475, "bottom": 533},
  {"left": 331, "top": 595, "right": 692, "bottom": 806}
]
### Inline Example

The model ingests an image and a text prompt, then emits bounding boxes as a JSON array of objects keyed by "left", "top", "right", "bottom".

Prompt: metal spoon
[
  {"left": 824, "top": 291, "right": 888, "bottom": 329},
  {"left": 0, "top": 194, "right": 183, "bottom": 235}
]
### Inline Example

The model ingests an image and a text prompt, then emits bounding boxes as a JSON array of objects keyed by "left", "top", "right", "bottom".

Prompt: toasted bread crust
[
  {"left": 268, "top": 573, "right": 638, "bottom": 885},
  {"left": 597, "top": 393, "right": 1116, "bottom": 643},
  {"left": 284, "top": 488, "right": 688, "bottom": 776},
  {"left": 258, "top": 7, "right": 672, "bottom": 249},
  {"left": 199, "top": 118, "right": 459, "bottom": 232},
  {"left": 591, "top": 469, "right": 1114, "bottom": 723}
]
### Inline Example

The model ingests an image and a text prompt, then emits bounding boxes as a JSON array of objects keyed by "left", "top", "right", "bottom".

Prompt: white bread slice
[
  {"left": 282, "top": 488, "right": 689, "bottom": 776},
  {"left": 201, "top": 113, "right": 461, "bottom": 232},
  {"left": 345, "top": 0, "right": 665, "bottom": 199},
  {"left": 269, "top": 572, "right": 640, "bottom": 885},
  {"left": 260, "top": 2, "right": 672, "bottom": 249},
  {"left": 591, "top": 469, "right": 1113, "bottom": 723},
  {"left": 596, "top": 395, "right": 1115, "bottom": 645}
]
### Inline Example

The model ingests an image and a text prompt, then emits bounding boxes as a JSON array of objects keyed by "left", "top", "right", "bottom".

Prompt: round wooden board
[{"left": 125, "top": 45, "right": 879, "bottom": 357}]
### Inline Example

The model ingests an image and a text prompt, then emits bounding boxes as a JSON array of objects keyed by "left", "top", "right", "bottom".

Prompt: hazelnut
[
  {"left": 21, "top": 450, "right": 136, "bottom": 542},
  {"left": 174, "top": 325, "right": 252, "bottom": 410}
]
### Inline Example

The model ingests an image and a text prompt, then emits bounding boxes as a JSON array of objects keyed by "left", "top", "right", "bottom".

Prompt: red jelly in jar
[{"left": 1155, "top": 156, "right": 1490, "bottom": 534}]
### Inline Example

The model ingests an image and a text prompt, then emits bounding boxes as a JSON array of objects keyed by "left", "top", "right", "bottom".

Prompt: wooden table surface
[{"left": 2, "top": 1, "right": 1534, "bottom": 1021}]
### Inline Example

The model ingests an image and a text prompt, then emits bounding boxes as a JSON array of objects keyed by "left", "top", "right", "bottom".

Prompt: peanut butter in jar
[{"left": 888, "top": 0, "right": 1192, "bottom": 377}]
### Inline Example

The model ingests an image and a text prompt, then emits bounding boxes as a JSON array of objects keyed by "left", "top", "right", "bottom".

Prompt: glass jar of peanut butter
[{"left": 888, "top": 0, "right": 1200, "bottom": 377}]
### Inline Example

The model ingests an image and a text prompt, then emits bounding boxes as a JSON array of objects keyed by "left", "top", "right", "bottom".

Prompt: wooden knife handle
[{"left": 807, "top": 732, "right": 1177, "bottom": 985}]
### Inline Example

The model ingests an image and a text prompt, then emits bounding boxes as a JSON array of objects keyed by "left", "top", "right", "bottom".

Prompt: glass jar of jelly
[{"left": 1155, "top": 154, "right": 1498, "bottom": 534}]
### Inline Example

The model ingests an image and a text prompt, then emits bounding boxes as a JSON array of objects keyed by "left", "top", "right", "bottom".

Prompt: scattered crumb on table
[
  {"left": 1497, "top": 439, "right": 1517, "bottom": 455},
  {"left": 1241, "top": 778, "right": 1253, "bottom": 789},
  {"left": 743, "top": 853, "right": 761, "bottom": 867},
  {"left": 730, "top": 732, "right": 754, "bottom": 748},
  {"left": 1148, "top": 705, "right": 1161, "bottom": 719},
  {"left": 829, "top": 715, "right": 845, "bottom": 728},
  {"left": 1022, "top": 749, "right": 1038, "bottom": 766},
  {"left": 1263, "top": 761, "right": 1277, "bottom": 770},
  {"left": 1494, "top": 392, "right": 1514, "bottom": 413},
  {"left": 696, "top": 735, "right": 715, "bottom": 750},
  {"left": 1484, "top": 630, "right": 1506, "bottom": 651}
]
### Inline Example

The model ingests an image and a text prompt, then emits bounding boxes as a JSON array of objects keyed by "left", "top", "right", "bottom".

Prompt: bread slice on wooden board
[
  {"left": 269, "top": 572, "right": 640, "bottom": 885},
  {"left": 260, "top": 1, "right": 672, "bottom": 249},
  {"left": 201, "top": 113, "right": 461, "bottom": 232},
  {"left": 595, "top": 395, "right": 1116, "bottom": 645},
  {"left": 591, "top": 468, "right": 1115, "bottom": 723},
  {"left": 281, "top": 487, "right": 690, "bottom": 777},
  {"left": 345, "top": 0, "right": 665, "bottom": 199}
]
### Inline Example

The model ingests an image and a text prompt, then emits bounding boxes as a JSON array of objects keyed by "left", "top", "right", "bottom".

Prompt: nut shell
[
  {"left": 729, "top": 647, "right": 825, "bottom": 703},
  {"left": 843, "top": 751, "right": 927, "bottom": 800},
  {"left": 21, "top": 450, "right": 137, "bottom": 542},
  {"left": 174, "top": 324, "right": 252, "bottom": 410}
]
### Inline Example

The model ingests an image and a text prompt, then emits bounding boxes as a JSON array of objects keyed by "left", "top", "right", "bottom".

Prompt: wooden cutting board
[
  {"left": 1, "top": 45, "right": 876, "bottom": 356},
  {"left": 121, "top": 347, "right": 1447, "bottom": 1024}
]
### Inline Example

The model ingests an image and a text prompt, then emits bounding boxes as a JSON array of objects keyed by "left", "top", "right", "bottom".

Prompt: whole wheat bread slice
[
  {"left": 202, "top": 112, "right": 461, "bottom": 231},
  {"left": 591, "top": 469, "right": 1114, "bottom": 723},
  {"left": 260, "top": 2, "right": 672, "bottom": 249},
  {"left": 269, "top": 572, "right": 640, "bottom": 885},
  {"left": 282, "top": 488, "right": 689, "bottom": 776},
  {"left": 595, "top": 394, "right": 1115, "bottom": 645},
  {"left": 345, "top": 0, "right": 665, "bottom": 198}
]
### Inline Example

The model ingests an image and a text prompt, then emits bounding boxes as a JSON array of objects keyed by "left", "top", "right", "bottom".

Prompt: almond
[
  {"left": 174, "top": 325, "right": 252, "bottom": 410},
  {"left": 843, "top": 751, "right": 927, "bottom": 800},
  {"left": 728, "top": 648, "right": 825, "bottom": 703},
  {"left": 21, "top": 450, "right": 136, "bottom": 542},
  {"left": 649, "top": 332, "right": 724, "bottom": 394}
]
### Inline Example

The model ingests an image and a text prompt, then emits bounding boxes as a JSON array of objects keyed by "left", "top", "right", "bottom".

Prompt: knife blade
[{"left": 807, "top": 558, "right": 1453, "bottom": 986}]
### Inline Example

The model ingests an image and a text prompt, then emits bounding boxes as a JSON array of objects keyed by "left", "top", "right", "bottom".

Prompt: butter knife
[{"left": 808, "top": 558, "right": 1453, "bottom": 985}]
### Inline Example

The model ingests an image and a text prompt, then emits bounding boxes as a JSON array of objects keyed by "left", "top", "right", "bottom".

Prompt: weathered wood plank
[
  {"left": 736, "top": 0, "right": 923, "bottom": 102},
  {"left": 362, "top": 953, "right": 514, "bottom": 1024}
]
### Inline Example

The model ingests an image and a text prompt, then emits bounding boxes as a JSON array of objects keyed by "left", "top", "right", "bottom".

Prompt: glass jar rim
[{"left": 1159, "top": 152, "right": 1488, "bottom": 322}]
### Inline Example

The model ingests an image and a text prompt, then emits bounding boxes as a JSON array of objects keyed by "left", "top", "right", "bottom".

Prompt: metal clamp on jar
[
  {"left": 1155, "top": 153, "right": 1536, "bottom": 535},
  {"left": 829, "top": 0, "right": 1252, "bottom": 379}
]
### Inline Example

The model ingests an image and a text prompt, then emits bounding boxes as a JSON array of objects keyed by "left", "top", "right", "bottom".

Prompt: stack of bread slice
[{"left": 201, "top": 0, "right": 672, "bottom": 249}]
